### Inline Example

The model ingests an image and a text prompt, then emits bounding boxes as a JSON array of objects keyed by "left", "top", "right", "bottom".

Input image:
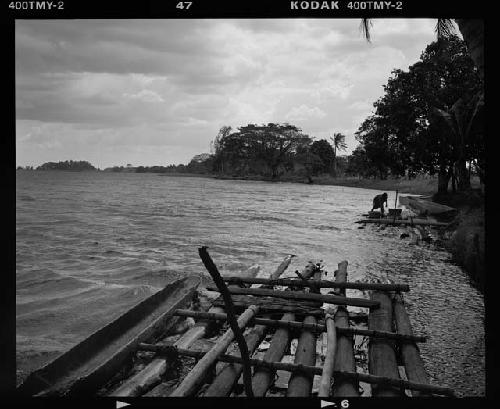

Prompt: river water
[{"left": 16, "top": 171, "right": 485, "bottom": 396}]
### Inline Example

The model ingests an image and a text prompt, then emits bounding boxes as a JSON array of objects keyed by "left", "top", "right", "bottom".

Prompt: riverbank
[
  {"left": 213, "top": 174, "right": 441, "bottom": 195},
  {"left": 434, "top": 190, "right": 485, "bottom": 293}
]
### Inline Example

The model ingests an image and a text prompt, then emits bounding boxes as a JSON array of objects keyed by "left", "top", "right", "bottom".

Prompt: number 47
[{"left": 176, "top": 2, "right": 192, "bottom": 9}]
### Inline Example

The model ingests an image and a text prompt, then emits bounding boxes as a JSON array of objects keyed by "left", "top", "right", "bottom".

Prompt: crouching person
[{"left": 372, "top": 192, "right": 388, "bottom": 216}]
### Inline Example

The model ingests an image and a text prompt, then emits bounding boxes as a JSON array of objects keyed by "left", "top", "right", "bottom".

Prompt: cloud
[
  {"left": 15, "top": 19, "right": 438, "bottom": 167},
  {"left": 124, "top": 89, "right": 165, "bottom": 103},
  {"left": 286, "top": 105, "right": 327, "bottom": 121}
]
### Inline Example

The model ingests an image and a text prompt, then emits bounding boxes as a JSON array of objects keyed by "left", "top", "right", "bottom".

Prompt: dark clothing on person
[{"left": 372, "top": 193, "right": 388, "bottom": 215}]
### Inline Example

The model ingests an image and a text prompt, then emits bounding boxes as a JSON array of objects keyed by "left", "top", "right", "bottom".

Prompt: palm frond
[
  {"left": 435, "top": 19, "right": 456, "bottom": 39},
  {"left": 360, "top": 19, "right": 373, "bottom": 42}
]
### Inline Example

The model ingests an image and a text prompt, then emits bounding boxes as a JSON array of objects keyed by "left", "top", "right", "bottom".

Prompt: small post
[
  {"left": 393, "top": 190, "right": 399, "bottom": 223},
  {"left": 198, "top": 246, "right": 254, "bottom": 397}
]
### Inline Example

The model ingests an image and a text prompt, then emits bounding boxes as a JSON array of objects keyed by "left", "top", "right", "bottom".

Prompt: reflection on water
[{"left": 16, "top": 171, "right": 484, "bottom": 395}]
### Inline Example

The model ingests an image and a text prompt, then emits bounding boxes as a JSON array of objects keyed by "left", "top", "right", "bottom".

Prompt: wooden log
[
  {"left": 222, "top": 277, "right": 410, "bottom": 292},
  {"left": 142, "top": 345, "right": 453, "bottom": 396},
  {"left": 169, "top": 305, "right": 259, "bottom": 397},
  {"left": 251, "top": 313, "right": 295, "bottom": 396},
  {"left": 286, "top": 267, "right": 320, "bottom": 397},
  {"left": 204, "top": 255, "right": 294, "bottom": 396},
  {"left": 286, "top": 315, "right": 317, "bottom": 397},
  {"left": 203, "top": 324, "right": 268, "bottom": 396},
  {"left": 270, "top": 255, "right": 295, "bottom": 280},
  {"left": 393, "top": 293, "right": 430, "bottom": 397},
  {"left": 214, "top": 300, "right": 324, "bottom": 316},
  {"left": 355, "top": 218, "right": 448, "bottom": 227},
  {"left": 174, "top": 310, "right": 426, "bottom": 342},
  {"left": 318, "top": 308, "right": 337, "bottom": 397},
  {"left": 207, "top": 287, "right": 379, "bottom": 309},
  {"left": 108, "top": 305, "right": 224, "bottom": 397},
  {"left": 333, "top": 261, "right": 359, "bottom": 397},
  {"left": 368, "top": 291, "right": 401, "bottom": 397}
]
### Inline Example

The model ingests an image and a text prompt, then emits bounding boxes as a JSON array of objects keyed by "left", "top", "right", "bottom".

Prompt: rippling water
[{"left": 16, "top": 171, "right": 484, "bottom": 395}]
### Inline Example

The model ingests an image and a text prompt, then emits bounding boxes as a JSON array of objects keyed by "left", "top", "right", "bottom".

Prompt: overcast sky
[{"left": 16, "top": 19, "right": 439, "bottom": 168}]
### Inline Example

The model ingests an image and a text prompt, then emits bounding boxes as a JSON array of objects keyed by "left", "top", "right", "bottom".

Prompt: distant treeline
[
  {"left": 17, "top": 160, "right": 97, "bottom": 171},
  {"left": 103, "top": 164, "right": 192, "bottom": 173}
]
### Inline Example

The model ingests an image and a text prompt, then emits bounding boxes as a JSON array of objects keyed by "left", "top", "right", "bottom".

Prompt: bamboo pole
[
  {"left": 286, "top": 267, "right": 321, "bottom": 397},
  {"left": 206, "top": 287, "right": 379, "bottom": 309},
  {"left": 203, "top": 324, "right": 268, "bottom": 396},
  {"left": 286, "top": 315, "right": 317, "bottom": 396},
  {"left": 393, "top": 293, "right": 430, "bottom": 397},
  {"left": 252, "top": 261, "right": 316, "bottom": 396},
  {"left": 252, "top": 263, "right": 314, "bottom": 397},
  {"left": 169, "top": 305, "right": 259, "bottom": 397},
  {"left": 174, "top": 309, "right": 425, "bottom": 342},
  {"left": 333, "top": 261, "right": 359, "bottom": 397},
  {"left": 198, "top": 247, "right": 254, "bottom": 397},
  {"left": 222, "top": 277, "right": 410, "bottom": 292},
  {"left": 251, "top": 313, "right": 295, "bottom": 396},
  {"left": 214, "top": 301, "right": 325, "bottom": 316},
  {"left": 269, "top": 255, "right": 295, "bottom": 280},
  {"left": 318, "top": 308, "right": 337, "bottom": 397},
  {"left": 202, "top": 255, "right": 293, "bottom": 396},
  {"left": 368, "top": 291, "right": 401, "bottom": 397},
  {"left": 139, "top": 349, "right": 453, "bottom": 396}
]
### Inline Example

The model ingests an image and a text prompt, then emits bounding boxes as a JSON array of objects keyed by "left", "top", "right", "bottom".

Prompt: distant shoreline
[{"left": 17, "top": 169, "right": 456, "bottom": 196}]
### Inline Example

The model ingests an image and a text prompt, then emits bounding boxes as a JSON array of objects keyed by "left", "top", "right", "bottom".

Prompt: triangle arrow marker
[
  {"left": 116, "top": 402, "right": 130, "bottom": 409},
  {"left": 321, "top": 401, "right": 336, "bottom": 408}
]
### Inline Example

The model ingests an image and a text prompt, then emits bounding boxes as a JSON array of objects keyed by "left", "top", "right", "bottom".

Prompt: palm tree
[
  {"left": 361, "top": 19, "right": 484, "bottom": 81},
  {"left": 433, "top": 92, "right": 484, "bottom": 191},
  {"left": 330, "top": 133, "right": 347, "bottom": 177}
]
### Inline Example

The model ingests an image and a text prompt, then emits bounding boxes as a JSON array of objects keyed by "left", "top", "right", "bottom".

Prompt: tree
[
  {"left": 294, "top": 145, "right": 323, "bottom": 183},
  {"left": 361, "top": 19, "right": 484, "bottom": 81},
  {"left": 329, "top": 133, "right": 348, "bottom": 177},
  {"left": 310, "top": 139, "right": 335, "bottom": 174},
  {"left": 354, "top": 36, "right": 481, "bottom": 192},
  {"left": 345, "top": 146, "right": 377, "bottom": 178},
  {"left": 37, "top": 160, "right": 96, "bottom": 171},
  {"left": 186, "top": 153, "right": 214, "bottom": 174},
  {"left": 433, "top": 91, "right": 484, "bottom": 190},
  {"left": 211, "top": 126, "right": 233, "bottom": 173},
  {"left": 212, "top": 123, "right": 312, "bottom": 179}
]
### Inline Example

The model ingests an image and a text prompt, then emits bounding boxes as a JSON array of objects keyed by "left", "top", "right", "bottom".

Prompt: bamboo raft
[{"left": 17, "top": 250, "right": 454, "bottom": 398}]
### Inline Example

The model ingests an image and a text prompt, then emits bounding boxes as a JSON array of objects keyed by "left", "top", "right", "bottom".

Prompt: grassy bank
[
  {"left": 307, "top": 175, "right": 441, "bottom": 195},
  {"left": 212, "top": 174, "right": 442, "bottom": 195}
]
